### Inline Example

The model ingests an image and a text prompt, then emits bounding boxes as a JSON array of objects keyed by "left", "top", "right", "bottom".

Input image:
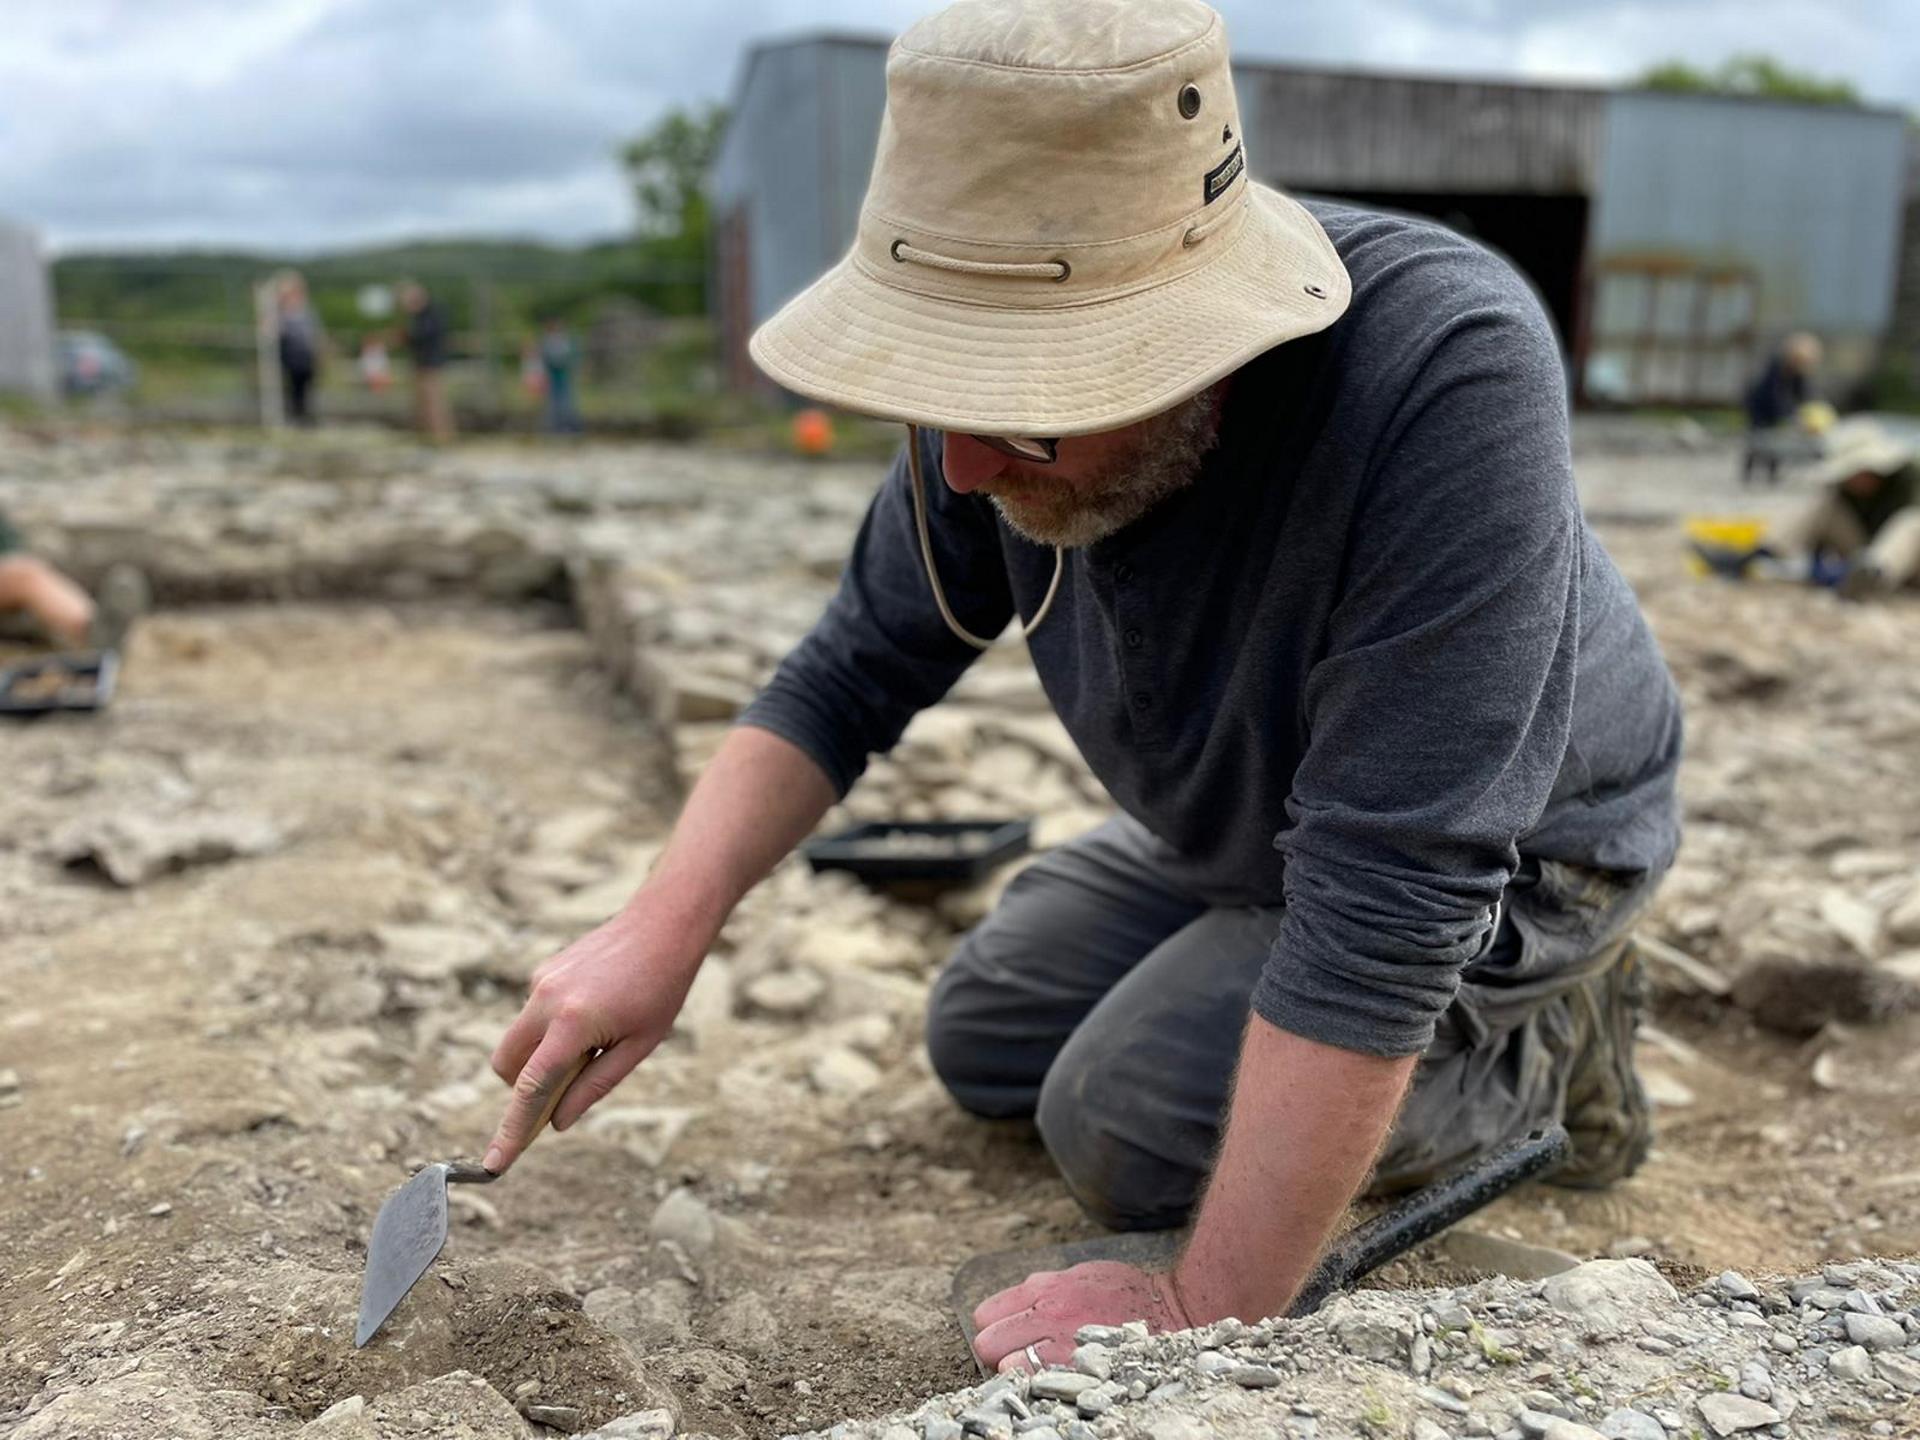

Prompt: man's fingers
[
  {"left": 972, "top": 1268, "right": 1060, "bottom": 1333},
  {"left": 550, "top": 1035, "right": 654, "bottom": 1132},
  {"left": 967, "top": 1313, "right": 1075, "bottom": 1367},
  {"left": 489, "top": 1002, "right": 548, "bottom": 1086},
  {"left": 485, "top": 1029, "right": 590, "bottom": 1174}
]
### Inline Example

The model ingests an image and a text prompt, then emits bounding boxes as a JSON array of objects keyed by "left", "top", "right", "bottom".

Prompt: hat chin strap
[{"left": 906, "top": 423, "right": 1064, "bottom": 651}]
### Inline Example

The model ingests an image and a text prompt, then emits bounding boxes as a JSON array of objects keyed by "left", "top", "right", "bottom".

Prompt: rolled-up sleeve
[
  {"left": 737, "top": 429, "right": 1014, "bottom": 796},
  {"left": 1252, "top": 281, "right": 1582, "bottom": 1057}
]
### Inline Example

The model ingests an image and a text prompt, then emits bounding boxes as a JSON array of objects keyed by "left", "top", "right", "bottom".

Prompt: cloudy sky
[{"left": 3, "top": 0, "right": 1912, "bottom": 255}]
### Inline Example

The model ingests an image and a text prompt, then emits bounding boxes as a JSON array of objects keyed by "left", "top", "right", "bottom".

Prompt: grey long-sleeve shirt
[{"left": 739, "top": 200, "right": 1683, "bottom": 1058}]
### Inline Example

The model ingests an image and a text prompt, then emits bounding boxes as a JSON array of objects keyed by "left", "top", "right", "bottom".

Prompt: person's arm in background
[
  {"left": 486, "top": 430, "right": 1013, "bottom": 1170},
  {"left": 974, "top": 251, "right": 1583, "bottom": 1360}
]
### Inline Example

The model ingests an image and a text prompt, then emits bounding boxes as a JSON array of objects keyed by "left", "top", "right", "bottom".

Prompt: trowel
[
  {"left": 951, "top": 1124, "right": 1568, "bottom": 1371},
  {"left": 355, "top": 1055, "right": 589, "bottom": 1348}
]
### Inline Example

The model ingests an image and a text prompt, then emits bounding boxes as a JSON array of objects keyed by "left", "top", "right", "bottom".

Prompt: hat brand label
[{"left": 1202, "top": 143, "right": 1243, "bottom": 205}]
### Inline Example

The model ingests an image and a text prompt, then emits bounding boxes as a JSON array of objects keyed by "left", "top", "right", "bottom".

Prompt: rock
[
  {"left": 583, "top": 1104, "right": 698, "bottom": 1167},
  {"left": 1438, "top": 1229, "right": 1581, "bottom": 1281},
  {"left": 810, "top": 1046, "right": 883, "bottom": 1098},
  {"left": 581, "top": 1408, "right": 676, "bottom": 1440},
  {"left": 376, "top": 922, "right": 502, "bottom": 983},
  {"left": 1517, "top": 1414, "right": 1607, "bottom": 1440},
  {"left": 524, "top": 1405, "right": 586, "bottom": 1428},
  {"left": 1640, "top": 1070, "right": 1695, "bottom": 1108},
  {"left": 1541, "top": 1260, "right": 1678, "bottom": 1337},
  {"left": 53, "top": 809, "right": 283, "bottom": 886},
  {"left": 924, "top": 1418, "right": 964, "bottom": 1440},
  {"left": 1715, "top": 1271, "right": 1759, "bottom": 1301},
  {"left": 1693, "top": 1393, "right": 1780, "bottom": 1436},
  {"left": 743, "top": 969, "right": 827, "bottom": 1018},
  {"left": 1819, "top": 889, "right": 1884, "bottom": 959},
  {"left": 1875, "top": 1353, "right": 1920, "bottom": 1392},
  {"left": 1029, "top": 1373, "right": 1101, "bottom": 1402},
  {"left": 1330, "top": 1310, "right": 1404, "bottom": 1362},
  {"left": 1070, "top": 1343, "right": 1112, "bottom": 1380},
  {"left": 0, "top": 1068, "right": 19, "bottom": 1095},
  {"left": 297, "top": 1370, "right": 527, "bottom": 1439},
  {"left": 1143, "top": 1420, "right": 1213, "bottom": 1440},
  {"left": 1411, "top": 1422, "right": 1454, "bottom": 1440},
  {"left": 1829, "top": 1345, "right": 1873, "bottom": 1380},
  {"left": 1887, "top": 885, "right": 1920, "bottom": 946},
  {"left": 649, "top": 1188, "right": 716, "bottom": 1260},
  {"left": 584, "top": 1280, "right": 695, "bottom": 1349},
  {"left": 1843, "top": 1312, "right": 1906, "bottom": 1351},
  {"left": 1596, "top": 1410, "right": 1664, "bottom": 1440}
]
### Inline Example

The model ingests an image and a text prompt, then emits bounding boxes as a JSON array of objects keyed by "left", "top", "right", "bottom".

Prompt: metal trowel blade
[{"left": 355, "top": 1162, "right": 454, "bottom": 1347}]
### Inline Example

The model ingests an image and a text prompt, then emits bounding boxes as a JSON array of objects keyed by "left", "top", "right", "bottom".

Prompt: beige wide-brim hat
[
  {"left": 749, "top": 0, "right": 1351, "bottom": 438},
  {"left": 1804, "top": 418, "right": 1912, "bottom": 488}
]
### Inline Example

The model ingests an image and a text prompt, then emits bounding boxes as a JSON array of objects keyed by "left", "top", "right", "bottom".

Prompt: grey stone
[
  {"left": 524, "top": 1406, "right": 586, "bottom": 1429},
  {"left": 1693, "top": 1393, "right": 1780, "bottom": 1437},
  {"left": 582, "top": 1410, "right": 675, "bottom": 1440},
  {"left": 1027, "top": 1374, "right": 1100, "bottom": 1403},
  {"left": 1829, "top": 1345, "right": 1873, "bottom": 1380},
  {"left": 1516, "top": 1413, "right": 1607, "bottom": 1440},
  {"left": 924, "top": 1420, "right": 964, "bottom": 1440},
  {"left": 1412, "top": 1423, "right": 1455, "bottom": 1440},
  {"left": 1715, "top": 1272, "right": 1759, "bottom": 1302},
  {"left": 1438, "top": 1229, "right": 1581, "bottom": 1281},
  {"left": 1844, "top": 1312, "right": 1906, "bottom": 1351},
  {"left": 1541, "top": 1260, "right": 1679, "bottom": 1337},
  {"left": 1596, "top": 1410, "right": 1664, "bottom": 1440},
  {"left": 1331, "top": 1312, "right": 1404, "bottom": 1362},
  {"left": 1070, "top": 1344, "right": 1112, "bottom": 1380},
  {"left": 1227, "top": 1365, "right": 1280, "bottom": 1389},
  {"left": 648, "top": 1188, "right": 716, "bottom": 1259},
  {"left": 1875, "top": 1353, "right": 1920, "bottom": 1393},
  {"left": 1143, "top": 1421, "right": 1213, "bottom": 1440}
]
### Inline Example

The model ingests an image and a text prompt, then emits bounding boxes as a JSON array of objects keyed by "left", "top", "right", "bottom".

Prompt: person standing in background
[
  {"left": 1741, "top": 332, "right": 1822, "bottom": 487},
  {"left": 275, "top": 271, "right": 323, "bottom": 427},
  {"left": 400, "top": 282, "right": 456, "bottom": 443},
  {"left": 537, "top": 317, "right": 582, "bottom": 436}
]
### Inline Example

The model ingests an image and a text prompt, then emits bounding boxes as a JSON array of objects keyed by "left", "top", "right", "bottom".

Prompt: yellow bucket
[{"left": 1683, "top": 516, "right": 1769, "bottom": 577}]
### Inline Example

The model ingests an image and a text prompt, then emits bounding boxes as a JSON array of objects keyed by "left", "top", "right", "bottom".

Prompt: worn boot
[
  {"left": 1550, "top": 940, "right": 1653, "bottom": 1189},
  {"left": 87, "top": 564, "right": 151, "bottom": 654}
]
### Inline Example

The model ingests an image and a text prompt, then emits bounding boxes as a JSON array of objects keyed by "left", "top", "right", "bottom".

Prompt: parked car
[{"left": 57, "top": 331, "right": 138, "bottom": 397}]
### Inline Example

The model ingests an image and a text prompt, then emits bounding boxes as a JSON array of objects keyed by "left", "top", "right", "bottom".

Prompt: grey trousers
[{"left": 926, "top": 814, "right": 1657, "bottom": 1230}]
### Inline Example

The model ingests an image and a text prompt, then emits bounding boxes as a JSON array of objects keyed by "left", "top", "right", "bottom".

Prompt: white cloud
[{"left": 1, "top": 0, "right": 1910, "bottom": 253}]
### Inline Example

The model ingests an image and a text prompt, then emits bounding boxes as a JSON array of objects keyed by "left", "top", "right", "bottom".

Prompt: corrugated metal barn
[
  {"left": 0, "top": 218, "right": 56, "bottom": 402},
  {"left": 709, "top": 33, "right": 1913, "bottom": 407}
]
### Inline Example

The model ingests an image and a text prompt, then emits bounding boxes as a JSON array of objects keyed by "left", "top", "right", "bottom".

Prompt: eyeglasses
[{"left": 969, "top": 434, "right": 1059, "bottom": 464}]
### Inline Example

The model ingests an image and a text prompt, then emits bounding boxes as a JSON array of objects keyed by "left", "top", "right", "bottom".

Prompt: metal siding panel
[
  {"left": 0, "top": 220, "right": 56, "bottom": 400},
  {"left": 1593, "top": 91, "right": 1906, "bottom": 335}
]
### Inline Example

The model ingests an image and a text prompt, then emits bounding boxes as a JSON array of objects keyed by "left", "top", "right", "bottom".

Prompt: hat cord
[
  {"left": 891, "top": 240, "right": 1069, "bottom": 283},
  {"left": 906, "top": 424, "right": 1064, "bottom": 651}
]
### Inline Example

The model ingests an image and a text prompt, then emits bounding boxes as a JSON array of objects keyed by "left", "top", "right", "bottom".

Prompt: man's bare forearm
[
  {"left": 1173, "top": 1016, "right": 1417, "bottom": 1324},
  {"left": 632, "top": 724, "right": 840, "bottom": 944}
]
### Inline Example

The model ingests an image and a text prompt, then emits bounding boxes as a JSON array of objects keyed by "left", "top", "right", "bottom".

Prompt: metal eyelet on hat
[
  {"left": 890, "top": 239, "right": 908, "bottom": 262},
  {"left": 1304, "top": 283, "right": 1328, "bottom": 299},
  {"left": 1178, "top": 84, "right": 1201, "bottom": 119},
  {"left": 1052, "top": 260, "right": 1072, "bottom": 283}
]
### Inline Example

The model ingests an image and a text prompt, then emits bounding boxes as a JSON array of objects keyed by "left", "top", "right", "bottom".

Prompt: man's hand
[
  {"left": 484, "top": 898, "right": 706, "bottom": 1173},
  {"left": 971, "top": 1261, "right": 1192, "bottom": 1374}
]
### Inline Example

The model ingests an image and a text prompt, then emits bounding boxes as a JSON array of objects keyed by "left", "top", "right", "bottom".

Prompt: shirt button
[
  {"left": 1131, "top": 692, "right": 1153, "bottom": 711},
  {"left": 1124, "top": 628, "right": 1144, "bottom": 649},
  {"left": 1114, "top": 563, "right": 1135, "bottom": 583}
]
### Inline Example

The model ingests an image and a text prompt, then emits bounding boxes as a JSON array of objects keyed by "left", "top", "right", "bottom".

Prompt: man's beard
[{"left": 983, "top": 385, "right": 1224, "bottom": 548}]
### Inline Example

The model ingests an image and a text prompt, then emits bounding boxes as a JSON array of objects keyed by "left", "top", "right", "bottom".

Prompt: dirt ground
[{"left": 2, "top": 427, "right": 1919, "bottom": 1438}]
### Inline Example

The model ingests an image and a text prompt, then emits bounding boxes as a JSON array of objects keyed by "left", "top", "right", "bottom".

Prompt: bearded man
[{"left": 483, "top": 0, "right": 1683, "bottom": 1372}]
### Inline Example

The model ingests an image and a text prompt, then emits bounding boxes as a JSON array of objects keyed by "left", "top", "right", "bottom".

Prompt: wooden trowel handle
[{"left": 529, "top": 1053, "right": 593, "bottom": 1143}]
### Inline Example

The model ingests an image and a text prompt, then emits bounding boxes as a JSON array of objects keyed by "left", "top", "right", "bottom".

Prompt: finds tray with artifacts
[
  {"left": 0, "top": 651, "right": 120, "bottom": 717},
  {"left": 803, "top": 819, "right": 1031, "bottom": 884}
]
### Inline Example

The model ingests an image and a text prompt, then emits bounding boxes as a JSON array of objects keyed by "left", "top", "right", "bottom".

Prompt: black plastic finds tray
[
  {"left": 0, "top": 650, "right": 119, "bottom": 717},
  {"left": 804, "top": 819, "right": 1031, "bottom": 884}
]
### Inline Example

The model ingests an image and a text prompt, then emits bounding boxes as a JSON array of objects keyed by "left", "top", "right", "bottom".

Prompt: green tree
[
  {"left": 1636, "top": 55, "right": 1861, "bottom": 106},
  {"left": 619, "top": 102, "right": 728, "bottom": 315}
]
